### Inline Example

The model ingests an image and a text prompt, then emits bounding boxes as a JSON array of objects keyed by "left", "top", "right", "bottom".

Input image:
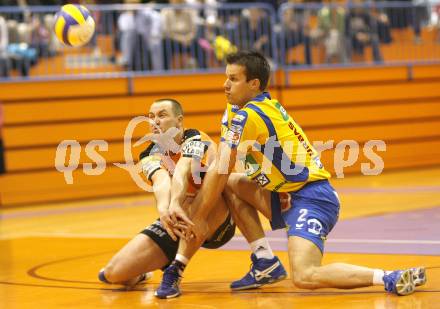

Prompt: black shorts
[{"left": 140, "top": 214, "right": 236, "bottom": 262}]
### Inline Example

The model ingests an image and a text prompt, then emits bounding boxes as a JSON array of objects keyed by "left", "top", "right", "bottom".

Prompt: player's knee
[
  {"left": 291, "top": 267, "right": 319, "bottom": 290},
  {"left": 100, "top": 263, "right": 121, "bottom": 284}
]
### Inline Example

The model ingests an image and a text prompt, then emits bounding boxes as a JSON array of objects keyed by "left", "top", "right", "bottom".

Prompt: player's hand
[
  {"left": 183, "top": 216, "right": 209, "bottom": 242},
  {"left": 159, "top": 210, "right": 179, "bottom": 241},
  {"left": 169, "top": 203, "right": 194, "bottom": 231}
]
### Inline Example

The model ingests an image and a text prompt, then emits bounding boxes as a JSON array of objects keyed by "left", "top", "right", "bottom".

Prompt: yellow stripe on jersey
[{"left": 221, "top": 92, "right": 330, "bottom": 193}]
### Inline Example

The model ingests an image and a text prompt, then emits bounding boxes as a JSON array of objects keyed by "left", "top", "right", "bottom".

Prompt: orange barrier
[{"left": 1, "top": 64, "right": 440, "bottom": 206}]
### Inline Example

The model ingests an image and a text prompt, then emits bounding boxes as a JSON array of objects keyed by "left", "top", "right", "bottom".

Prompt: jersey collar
[{"left": 252, "top": 92, "right": 271, "bottom": 102}]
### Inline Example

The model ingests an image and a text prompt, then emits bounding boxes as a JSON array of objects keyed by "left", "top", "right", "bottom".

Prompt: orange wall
[{"left": 1, "top": 65, "right": 440, "bottom": 206}]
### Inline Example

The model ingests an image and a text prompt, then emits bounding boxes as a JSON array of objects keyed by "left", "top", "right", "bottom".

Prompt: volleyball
[{"left": 54, "top": 4, "right": 95, "bottom": 47}]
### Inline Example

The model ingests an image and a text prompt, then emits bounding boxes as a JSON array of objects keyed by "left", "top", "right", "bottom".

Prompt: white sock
[
  {"left": 373, "top": 269, "right": 392, "bottom": 285},
  {"left": 250, "top": 238, "right": 274, "bottom": 260},
  {"left": 175, "top": 254, "right": 189, "bottom": 265}
]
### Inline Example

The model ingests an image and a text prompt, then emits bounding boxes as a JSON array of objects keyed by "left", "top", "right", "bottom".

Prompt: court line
[
  {"left": 1, "top": 186, "right": 439, "bottom": 220},
  {"left": 5, "top": 232, "right": 440, "bottom": 246},
  {"left": 230, "top": 236, "right": 440, "bottom": 245},
  {"left": 1, "top": 280, "right": 439, "bottom": 295},
  {"left": 337, "top": 186, "right": 440, "bottom": 194},
  {"left": 18, "top": 244, "right": 440, "bottom": 294},
  {"left": 0, "top": 200, "right": 153, "bottom": 220}
]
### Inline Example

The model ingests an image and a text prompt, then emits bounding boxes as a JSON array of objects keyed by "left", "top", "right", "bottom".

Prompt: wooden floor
[{"left": 1, "top": 167, "right": 440, "bottom": 308}]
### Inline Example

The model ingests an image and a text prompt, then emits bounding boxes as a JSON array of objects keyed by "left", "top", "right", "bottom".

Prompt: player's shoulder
[
  {"left": 139, "top": 142, "right": 160, "bottom": 160},
  {"left": 183, "top": 128, "right": 202, "bottom": 141},
  {"left": 231, "top": 106, "right": 261, "bottom": 125}
]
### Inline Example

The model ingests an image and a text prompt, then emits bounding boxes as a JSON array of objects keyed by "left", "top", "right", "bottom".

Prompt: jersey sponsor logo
[
  {"left": 275, "top": 102, "right": 289, "bottom": 121},
  {"left": 313, "top": 156, "right": 324, "bottom": 169},
  {"left": 232, "top": 114, "right": 246, "bottom": 123},
  {"left": 293, "top": 125, "right": 315, "bottom": 158},
  {"left": 225, "top": 129, "right": 241, "bottom": 146},
  {"left": 254, "top": 173, "right": 270, "bottom": 187},
  {"left": 146, "top": 224, "right": 167, "bottom": 238},
  {"left": 307, "top": 218, "right": 323, "bottom": 235},
  {"left": 272, "top": 180, "right": 287, "bottom": 192},
  {"left": 182, "top": 140, "right": 206, "bottom": 160},
  {"left": 244, "top": 154, "right": 260, "bottom": 176},
  {"left": 225, "top": 123, "right": 243, "bottom": 147}
]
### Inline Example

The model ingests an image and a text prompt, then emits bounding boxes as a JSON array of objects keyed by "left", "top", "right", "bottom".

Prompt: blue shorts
[{"left": 271, "top": 180, "right": 340, "bottom": 253}]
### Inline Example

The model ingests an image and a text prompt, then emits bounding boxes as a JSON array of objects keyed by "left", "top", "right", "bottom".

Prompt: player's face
[
  {"left": 224, "top": 64, "right": 258, "bottom": 107},
  {"left": 148, "top": 101, "right": 180, "bottom": 134}
]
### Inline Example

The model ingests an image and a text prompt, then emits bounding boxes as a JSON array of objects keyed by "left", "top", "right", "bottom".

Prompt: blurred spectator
[
  {"left": 187, "top": 0, "right": 219, "bottom": 26},
  {"left": 43, "top": 14, "right": 60, "bottom": 56},
  {"left": 345, "top": 0, "right": 382, "bottom": 62},
  {"left": 238, "top": 8, "right": 273, "bottom": 59},
  {"left": 162, "top": 0, "right": 200, "bottom": 69},
  {"left": 371, "top": 3, "right": 393, "bottom": 44},
  {"left": 314, "top": 0, "right": 348, "bottom": 63},
  {"left": 412, "top": 0, "right": 429, "bottom": 43},
  {"left": 385, "top": 0, "right": 428, "bottom": 43},
  {"left": 430, "top": 0, "right": 440, "bottom": 41},
  {"left": 0, "top": 15, "right": 11, "bottom": 77},
  {"left": 2, "top": 9, "right": 36, "bottom": 76},
  {"left": 30, "top": 14, "right": 51, "bottom": 58},
  {"left": 138, "top": 4, "right": 164, "bottom": 70},
  {"left": 0, "top": 101, "right": 4, "bottom": 176},
  {"left": 117, "top": 1, "right": 163, "bottom": 71},
  {"left": 279, "top": 0, "right": 312, "bottom": 65}
]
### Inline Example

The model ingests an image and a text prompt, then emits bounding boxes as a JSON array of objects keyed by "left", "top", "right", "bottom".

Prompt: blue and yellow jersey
[{"left": 221, "top": 92, "right": 331, "bottom": 192}]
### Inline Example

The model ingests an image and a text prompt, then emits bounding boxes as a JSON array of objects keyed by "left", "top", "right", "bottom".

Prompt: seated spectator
[
  {"left": 315, "top": 0, "right": 348, "bottom": 63},
  {"left": 279, "top": 0, "right": 313, "bottom": 65},
  {"left": 371, "top": 4, "right": 393, "bottom": 45},
  {"left": 345, "top": 0, "right": 382, "bottom": 62},
  {"left": 238, "top": 7, "right": 273, "bottom": 60},
  {"left": 30, "top": 14, "right": 50, "bottom": 58},
  {"left": 162, "top": 0, "right": 201, "bottom": 69},
  {"left": 0, "top": 15, "right": 11, "bottom": 77}
]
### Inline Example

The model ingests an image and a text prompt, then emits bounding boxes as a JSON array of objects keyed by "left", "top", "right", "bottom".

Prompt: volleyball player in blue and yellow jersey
[
  {"left": 177, "top": 51, "right": 426, "bottom": 296},
  {"left": 220, "top": 95, "right": 331, "bottom": 192}
]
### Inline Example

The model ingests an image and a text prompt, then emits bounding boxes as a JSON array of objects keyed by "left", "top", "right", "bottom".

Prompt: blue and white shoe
[
  {"left": 154, "top": 264, "right": 182, "bottom": 299},
  {"left": 383, "top": 269, "right": 415, "bottom": 296},
  {"left": 230, "top": 254, "right": 287, "bottom": 291},
  {"left": 411, "top": 267, "right": 427, "bottom": 287}
]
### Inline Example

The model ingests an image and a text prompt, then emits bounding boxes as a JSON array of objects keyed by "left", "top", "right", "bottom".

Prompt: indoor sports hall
[{"left": 1, "top": 1, "right": 439, "bottom": 308}]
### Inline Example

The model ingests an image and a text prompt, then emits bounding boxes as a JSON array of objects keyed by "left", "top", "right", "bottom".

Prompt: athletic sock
[
  {"left": 173, "top": 254, "right": 188, "bottom": 275},
  {"left": 373, "top": 269, "right": 392, "bottom": 285},
  {"left": 250, "top": 238, "right": 275, "bottom": 260}
]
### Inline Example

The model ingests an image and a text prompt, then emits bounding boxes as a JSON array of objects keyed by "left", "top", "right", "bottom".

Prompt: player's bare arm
[
  {"left": 182, "top": 142, "right": 237, "bottom": 240},
  {"left": 150, "top": 168, "right": 176, "bottom": 240}
]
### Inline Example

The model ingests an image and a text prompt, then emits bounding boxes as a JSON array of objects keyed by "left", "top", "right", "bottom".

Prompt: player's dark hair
[
  {"left": 154, "top": 98, "right": 184, "bottom": 116},
  {"left": 226, "top": 50, "right": 270, "bottom": 91}
]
